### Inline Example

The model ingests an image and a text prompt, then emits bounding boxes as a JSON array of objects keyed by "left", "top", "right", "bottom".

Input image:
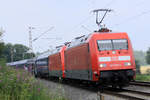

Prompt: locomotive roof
[
  {"left": 66, "top": 34, "right": 91, "bottom": 49},
  {"left": 37, "top": 44, "right": 65, "bottom": 60},
  {"left": 52, "top": 45, "right": 62, "bottom": 54},
  {"left": 66, "top": 32, "right": 128, "bottom": 49},
  {"left": 36, "top": 51, "right": 52, "bottom": 60}
]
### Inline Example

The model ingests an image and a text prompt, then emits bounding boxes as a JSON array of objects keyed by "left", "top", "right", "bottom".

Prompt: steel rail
[
  {"left": 130, "top": 81, "right": 150, "bottom": 87},
  {"left": 134, "top": 81, "right": 150, "bottom": 84},
  {"left": 99, "top": 91, "right": 146, "bottom": 100},
  {"left": 121, "top": 88, "right": 150, "bottom": 97}
]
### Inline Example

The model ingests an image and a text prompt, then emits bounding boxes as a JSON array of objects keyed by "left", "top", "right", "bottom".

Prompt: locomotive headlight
[
  {"left": 99, "top": 64, "right": 106, "bottom": 68},
  {"left": 124, "top": 62, "right": 131, "bottom": 66}
]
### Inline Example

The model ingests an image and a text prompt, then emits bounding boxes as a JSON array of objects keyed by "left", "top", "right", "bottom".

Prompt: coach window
[{"left": 36, "top": 59, "right": 48, "bottom": 66}]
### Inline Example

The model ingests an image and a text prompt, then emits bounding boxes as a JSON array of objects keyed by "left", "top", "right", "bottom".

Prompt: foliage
[
  {"left": 0, "top": 30, "right": 4, "bottom": 58},
  {"left": 0, "top": 58, "right": 6, "bottom": 67},
  {"left": 1, "top": 43, "right": 35, "bottom": 62},
  {"left": 0, "top": 30, "right": 35, "bottom": 62},
  {"left": 134, "top": 50, "right": 147, "bottom": 65},
  {"left": 146, "top": 69, "right": 150, "bottom": 74},
  {"left": 0, "top": 65, "right": 66, "bottom": 100},
  {"left": 0, "top": 28, "right": 4, "bottom": 41},
  {"left": 135, "top": 59, "right": 140, "bottom": 74},
  {"left": 0, "top": 42, "right": 4, "bottom": 58},
  {"left": 146, "top": 48, "right": 150, "bottom": 64},
  {"left": 136, "top": 74, "right": 150, "bottom": 82},
  {"left": 0, "top": 31, "right": 2, "bottom": 37}
]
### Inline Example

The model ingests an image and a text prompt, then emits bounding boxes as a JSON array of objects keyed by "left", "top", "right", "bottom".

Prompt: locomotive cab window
[
  {"left": 112, "top": 39, "right": 128, "bottom": 50},
  {"left": 97, "top": 39, "right": 128, "bottom": 51},
  {"left": 97, "top": 40, "right": 113, "bottom": 51}
]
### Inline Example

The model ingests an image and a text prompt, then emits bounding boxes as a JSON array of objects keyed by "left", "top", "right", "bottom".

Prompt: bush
[
  {"left": 0, "top": 66, "right": 66, "bottom": 100},
  {"left": 136, "top": 74, "right": 150, "bottom": 82},
  {"left": 135, "top": 60, "right": 141, "bottom": 74},
  {"left": 146, "top": 48, "right": 150, "bottom": 64},
  {"left": 0, "top": 58, "right": 6, "bottom": 67}
]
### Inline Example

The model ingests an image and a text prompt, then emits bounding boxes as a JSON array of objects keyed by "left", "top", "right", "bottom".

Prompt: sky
[{"left": 0, "top": 0, "right": 150, "bottom": 53}]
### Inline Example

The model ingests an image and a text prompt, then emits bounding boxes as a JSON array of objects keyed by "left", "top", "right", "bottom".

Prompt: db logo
[{"left": 111, "top": 56, "right": 118, "bottom": 61}]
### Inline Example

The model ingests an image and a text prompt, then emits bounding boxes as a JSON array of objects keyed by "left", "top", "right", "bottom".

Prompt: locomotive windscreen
[{"left": 97, "top": 39, "right": 128, "bottom": 51}]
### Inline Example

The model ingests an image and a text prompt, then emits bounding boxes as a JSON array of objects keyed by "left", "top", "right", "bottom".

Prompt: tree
[
  {"left": 135, "top": 59, "right": 140, "bottom": 74},
  {"left": 0, "top": 42, "right": 5, "bottom": 58},
  {"left": 0, "top": 29, "right": 4, "bottom": 58},
  {"left": 134, "top": 50, "right": 147, "bottom": 65},
  {"left": 0, "top": 32, "right": 2, "bottom": 41},
  {"left": 2, "top": 43, "right": 13, "bottom": 62},
  {"left": 0, "top": 29, "right": 35, "bottom": 63},
  {"left": 0, "top": 27, "right": 5, "bottom": 42},
  {"left": 0, "top": 30, "right": 3, "bottom": 41},
  {"left": 146, "top": 48, "right": 150, "bottom": 64},
  {"left": 3, "top": 43, "right": 35, "bottom": 62}
]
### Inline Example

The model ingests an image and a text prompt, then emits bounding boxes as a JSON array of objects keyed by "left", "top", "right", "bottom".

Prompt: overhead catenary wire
[
  {"left": 105, "top": 0, "right": 150, "bottom": 28},
  {"left": 65, "top": 1, "right": 95, "bottom": 34},
  {"left": 66, "top": 0, "right": 117, "bottom": 35},
  {"left": 33, "top": 26, "right": 54, "bottom": 42},
  {"left": 81, "top": 25, "right": 92, "bottom": 32},
  {"left": 65, "top": 0, "right": 148, "bottom": 37},
  {"left": 104, "top": 0, "right": 117, "bottom": 8},
  {"left": 41, "top": 37, "right": 62, "bottom": 40},
  {"left": 135, "top": 0, "right": 147, "bottom": 6},
  {"left": 69, "top": 15, "right": 93, "bottom": 33},
  {"left": 115, "top": 9, "right": 150, "bottom": 26},
  {"left": 103, "top": 0, "right": 149, "bottom": 29},
  {"left": 65, "top": 0, "right": 149, "bottom": 35}
]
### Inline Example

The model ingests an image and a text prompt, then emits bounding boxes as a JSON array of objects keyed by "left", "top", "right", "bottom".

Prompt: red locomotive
[
  {"left": 47, "top": 31, "right": 135, "bottom": 87},
  {"left": 49, "top": 45, "right": 66, "bottom": 78}
]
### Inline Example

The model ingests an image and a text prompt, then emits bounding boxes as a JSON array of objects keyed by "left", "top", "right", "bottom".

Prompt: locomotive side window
[
  {"left": 97, "top": 40, "right": 113, "bottom": 51},
  {"left": 97, "top": 39, "right": 128, "bottom": 51}
]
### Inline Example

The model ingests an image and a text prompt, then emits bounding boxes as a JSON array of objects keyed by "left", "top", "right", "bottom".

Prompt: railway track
[
  {"left": 132, "top": 81, "right": 150, "bottom": 84},
  {"left": 99, "top": 91, "right": 145, "bottom": 100},
  {"left": 99, "top": 88, "right": 150, "bottom": 100},
  {"left": 42, "top": 78, "right": 150, "bottom": 100},
  {"left": 130, "top": 81, "right": 150, "bottom": 87}
]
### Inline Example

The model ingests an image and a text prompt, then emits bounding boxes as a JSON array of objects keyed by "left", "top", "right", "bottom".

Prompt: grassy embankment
[
  {"left": 0, "top": 59, "right": 66, "bottom": 100},
  {"left": 136, "top": 74, "right": 150, "bottom": 82}
]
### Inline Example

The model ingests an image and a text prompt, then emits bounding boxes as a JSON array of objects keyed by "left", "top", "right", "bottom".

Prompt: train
[
  {"left": 7, "top": 29, "right": 136, "bottom": 88},
  {"left": 7, "top": 59, "right": 34, "bottom": 73}
]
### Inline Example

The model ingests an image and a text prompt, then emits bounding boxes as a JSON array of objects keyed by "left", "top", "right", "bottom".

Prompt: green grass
[
  {"left": 136, "top": 74, "right": 150, "bottom": 82},
  {"left": 0, "top": 62, "right": 66, "bottom": 100}
]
